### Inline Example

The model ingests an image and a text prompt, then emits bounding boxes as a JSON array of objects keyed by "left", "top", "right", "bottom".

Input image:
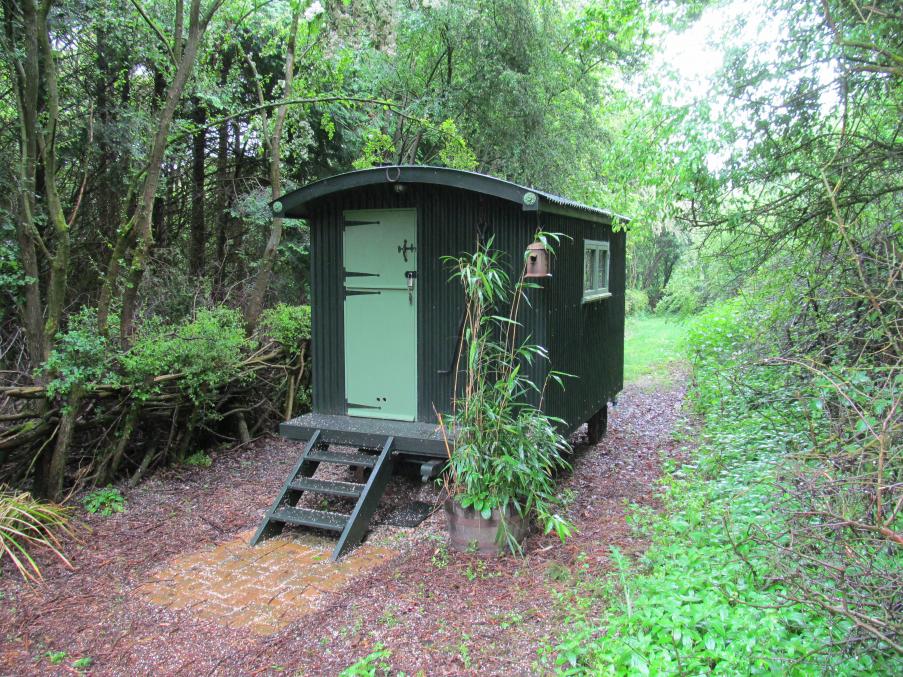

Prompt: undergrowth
[
  {"left": 83, "top": 486, "right": 125, "bottom": 517},
  {"left": 550, "top": 302, "right": 902, "bottom": 675}
]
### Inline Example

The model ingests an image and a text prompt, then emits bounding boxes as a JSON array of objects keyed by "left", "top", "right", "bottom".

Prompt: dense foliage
[
  {"left": 661, "top": 0, "right": 903, "bottom": 662},
  {"left": 553, "top": 305, "right": 902, "bottom": 673}
]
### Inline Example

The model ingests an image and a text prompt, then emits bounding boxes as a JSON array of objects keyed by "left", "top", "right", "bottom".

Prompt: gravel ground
[{"left": 0, "top": 372, "right": 690, "bottom": 676}]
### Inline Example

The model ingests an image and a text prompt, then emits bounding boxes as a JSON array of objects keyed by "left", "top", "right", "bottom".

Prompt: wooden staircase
[{"left": 250, "top": 430, "right": 396, "bottom": 560}]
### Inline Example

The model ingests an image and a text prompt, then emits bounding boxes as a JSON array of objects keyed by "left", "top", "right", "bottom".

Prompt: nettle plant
[{"left": 441, "top": 235, "right": 573, "bottom": 552}]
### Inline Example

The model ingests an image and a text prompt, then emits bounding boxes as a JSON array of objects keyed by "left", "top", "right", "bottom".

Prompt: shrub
[
  {"left": 122, "top": 307, "right": 254, "bottom": 407},
  {"left": 624, "top": 288, "right": 649, "bottom": 316},
  {"left": 442, "top": 237, "right": 573, "bottom": 551},
  {"left": 0, "top": 486, "right": 72, "bottom": 581},
  {"left": 42, "top": 307, "right": 118, "bottom": 398},
  {"left": 183, "top": 451, "right": 212, "bottom": 468},
  {"left": 259, "top": 303, "right": 311, "bottom": 354},
  {"left": 83, "top": 486, "right": 125, "bottom": 516},
  {"left": 550, "top": 326, "right": 902, "bottom": 674}
]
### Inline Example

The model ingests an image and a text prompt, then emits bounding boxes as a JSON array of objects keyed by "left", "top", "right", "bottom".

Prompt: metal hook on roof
[{"left": 385, "top": 166, "right": 402, "bottom": 182}]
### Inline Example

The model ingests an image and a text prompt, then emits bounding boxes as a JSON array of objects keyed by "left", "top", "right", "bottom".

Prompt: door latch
[
  {"left": 398, "top": 239, "right": 416, "bottom": 262},
  {"left": 405, "top": 270, "right": 417, "bottom": 304}
]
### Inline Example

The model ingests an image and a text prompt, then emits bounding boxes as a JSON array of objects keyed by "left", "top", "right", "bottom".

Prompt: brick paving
[{"left": 139, "top": 530, "right": 396, "bottom": 635}]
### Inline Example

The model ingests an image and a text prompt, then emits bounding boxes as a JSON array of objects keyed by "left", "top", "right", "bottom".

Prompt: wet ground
[{"left": 0, "top": 373, "right": 690, "bottom": 675}]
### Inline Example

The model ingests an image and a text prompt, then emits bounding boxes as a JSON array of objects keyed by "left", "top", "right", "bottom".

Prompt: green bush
[
  {"left": 122, "top": 307, "right": 254, "bottom": 406},
  {"left": 624, "top": 288, "right": 649, "bottom": 316},
  {"left": 259, "top": 303, "right": 311, "bottom": 354},
  {"left": 0, "top": 217, "right": 31, "bottom": 322},
  {"left": 183, "top": 451, "right": 212, "bottom": 468},
  {"left": 42, "top": 307, "right": 118, "bottom": 398},
  {"left": 549, "top": 304, "right": 902, "bottom": 675},
  {"left": 83, "top": 486, "right": 125, "bottom": 516},
  {"left": 655, "top": 269, "right": 703, "bottom": 316}
]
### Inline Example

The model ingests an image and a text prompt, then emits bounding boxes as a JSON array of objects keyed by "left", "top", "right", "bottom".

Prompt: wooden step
[
  {"left": 270, "top": 506, "right": 348, "bottom": 532},
  {"left": 307, "top": 449, "right": 377, "bottom": 468},
  {"left": 289, "top": 477, "right": 364, "bottom": 499}
]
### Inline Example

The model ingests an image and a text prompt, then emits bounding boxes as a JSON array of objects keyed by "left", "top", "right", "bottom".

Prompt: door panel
[{"left": 343, "top": 209, "right": 417, "bottom": 421}]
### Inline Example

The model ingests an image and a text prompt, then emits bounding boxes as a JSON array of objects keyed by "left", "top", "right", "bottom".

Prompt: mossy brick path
[{"left": 139, "top": 529, "right": 396, "bottom": 636}]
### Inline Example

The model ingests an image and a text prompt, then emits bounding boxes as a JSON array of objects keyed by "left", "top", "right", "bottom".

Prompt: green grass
[{"left": 623, "top": 314, "right": 687, "bottom": 384}]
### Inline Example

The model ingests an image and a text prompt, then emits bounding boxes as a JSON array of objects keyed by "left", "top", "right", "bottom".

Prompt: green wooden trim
[
  {"left": 276, "top": 165, "right": 628, "bottom": 222},
  {"left": 582, "top": 239, "right": 611, "bottom": 302},
  {"left": 582, "top": 291, "right": 613, "bottom": 303},
  {"left": 277, "top": 167, "right": 535, "bottom": 217}
]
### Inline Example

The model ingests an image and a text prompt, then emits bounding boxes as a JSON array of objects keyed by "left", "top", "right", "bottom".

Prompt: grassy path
[{"left": 623, "top": 315, "right": 687, "bottom": 385}]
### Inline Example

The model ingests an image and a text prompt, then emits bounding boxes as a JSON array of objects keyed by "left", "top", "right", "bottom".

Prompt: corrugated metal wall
[
  {"left": 308, "top": 182, "right": 623, "bottom": 434},
  {"left": 541, "top": 212, "right": 626, "bottom": 433}
]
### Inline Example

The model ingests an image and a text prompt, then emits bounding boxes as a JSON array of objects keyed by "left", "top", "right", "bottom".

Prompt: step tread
[
  {"left": 289, "top": 477, "right": 364, "bottom": 498},
  {"left": 270, "top": 506, "right": 348, "bottom": 532},
  {"left": 307, "top": 449, "right": 377, "bottom": 468}
]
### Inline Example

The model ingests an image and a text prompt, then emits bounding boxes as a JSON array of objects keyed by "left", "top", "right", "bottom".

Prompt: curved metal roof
[{"left": 272, "top": 165, "right": 628, "bottom": 224}]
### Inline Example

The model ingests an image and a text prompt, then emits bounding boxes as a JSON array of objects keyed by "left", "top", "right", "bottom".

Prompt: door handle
[{"left": 405, "top": 271, "right": 417, "bottom": 304}]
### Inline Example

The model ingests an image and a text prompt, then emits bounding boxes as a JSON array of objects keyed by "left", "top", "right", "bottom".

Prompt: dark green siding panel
[
  {"left": 542, "top": 213, "right": 626, "bottom": 434},
  {"left": 416, "top": 188, "right": 549, "bottom": 420},
  {"left": 310, "top": 203, "right": 344, "bottom": 414},
  {"left": 306, "top": 181, "right": 623, "bottom": 435}
]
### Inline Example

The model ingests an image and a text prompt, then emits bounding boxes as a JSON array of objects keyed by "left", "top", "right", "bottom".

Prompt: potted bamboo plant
[{"left": 439, "top": 235, "right": 573, "bottom": 555}]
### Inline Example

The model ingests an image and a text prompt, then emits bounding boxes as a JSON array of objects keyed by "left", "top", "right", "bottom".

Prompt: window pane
[
  {"left": 597, "top": 250, "right": 609, "bottom": 291},
  {"left": 584, "top": 248, "right": 595, "bottom": 291}
]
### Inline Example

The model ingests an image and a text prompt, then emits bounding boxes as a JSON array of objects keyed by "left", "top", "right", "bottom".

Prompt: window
[{"left": 582, "top": 240, "right": 610, "bottom": 302}]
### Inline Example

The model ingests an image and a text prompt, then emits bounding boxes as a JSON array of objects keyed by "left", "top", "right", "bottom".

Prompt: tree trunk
[
  {"left": 189, "top": 96, "right": 206, "bottom": 277},
  {"left": 243, "top": 6, "right": 301, "bottom": 332},
  {"left": 119, "top": 0, "right": 222, "bottom": 342},
  {"left": 6, "top": 0, "right": 46, "bottom": 364},
  {"left": 45, "top": 384, "right": 84, "bottom": 501},
  {"left": 212, "top": 49, "right": 233, "bottom": 301},
  {"left": 99, "top": 401, "right": 141, "bottom": 485}
]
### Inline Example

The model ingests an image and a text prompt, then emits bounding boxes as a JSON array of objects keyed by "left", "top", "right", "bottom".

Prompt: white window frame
[{"left": 582, "top": 239, "right": 611, "bottom": 303}]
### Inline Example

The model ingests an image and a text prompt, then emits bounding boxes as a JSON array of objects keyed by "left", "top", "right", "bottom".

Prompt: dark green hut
[{"left": 253, "top": 165, "right": 627, "bottom": 558}]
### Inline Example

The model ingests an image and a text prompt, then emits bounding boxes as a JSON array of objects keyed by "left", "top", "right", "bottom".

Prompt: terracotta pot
[{"left": 444, "top": 498, "right": 528, "bottom": 555}]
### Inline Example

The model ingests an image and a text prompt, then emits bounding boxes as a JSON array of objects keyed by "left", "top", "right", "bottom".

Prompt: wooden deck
[{"left": 279, "top": 413, "right": 449, "bottom": 457}]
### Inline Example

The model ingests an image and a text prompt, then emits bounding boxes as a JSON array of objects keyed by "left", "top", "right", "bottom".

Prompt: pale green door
[{"left": 343, "top": 209, "right": 417, "bottom": 421}]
